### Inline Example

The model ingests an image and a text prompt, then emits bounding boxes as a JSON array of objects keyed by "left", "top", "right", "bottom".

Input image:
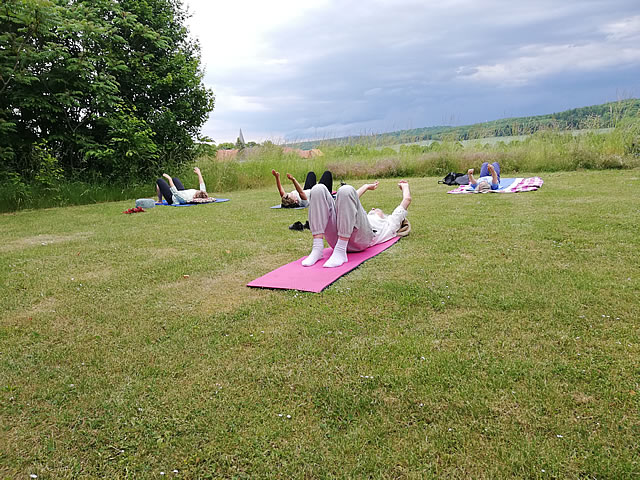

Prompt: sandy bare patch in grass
[
  {"left": 0, "top": 297, "right": 59, "bottom": 326},
  {"left": 0, "top": 231, "right": 94, "bottom": 253},
  {"left": 156, "top": 263, "right": 272, "bottom": 314},
  {"left": 79, "top": 266, "right": 116, "bottom": 282}
]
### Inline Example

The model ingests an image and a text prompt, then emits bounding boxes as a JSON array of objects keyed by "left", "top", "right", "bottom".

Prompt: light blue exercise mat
[
  {"left": 270, "top": 204, "right": 307, "bottom": 209},
  {"left": 155, "top": 199, "right": 230, "bottom": 207}
]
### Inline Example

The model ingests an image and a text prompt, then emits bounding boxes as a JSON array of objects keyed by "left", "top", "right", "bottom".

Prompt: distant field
[
  {"left": 1, "top": 170, "right": 638, "bottom": 478},
  {"left": 382, "top": 128, "right": 616, "bottom": 151}
]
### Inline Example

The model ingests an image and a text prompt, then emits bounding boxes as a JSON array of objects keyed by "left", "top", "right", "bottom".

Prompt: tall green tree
[{"left": 0, "top": 0, "right": 214, "bottom": 182}]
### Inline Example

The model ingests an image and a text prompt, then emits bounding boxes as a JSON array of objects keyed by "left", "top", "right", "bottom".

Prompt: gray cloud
[{"left": 198, "top": 0, "right": 640, "bottom": 142}]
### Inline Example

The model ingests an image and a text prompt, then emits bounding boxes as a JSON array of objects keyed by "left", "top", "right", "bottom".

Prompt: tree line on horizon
[{"left": 291, "top": 99, "right": 640, "bottom": 149}]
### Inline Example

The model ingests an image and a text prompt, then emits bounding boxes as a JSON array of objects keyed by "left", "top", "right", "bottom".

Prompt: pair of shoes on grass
[
  {"left": 123, "top": 207, "right": 145, "bottom": 214},
  {"left": 289, "top": 220, "right": 310, "bottom": 231}
]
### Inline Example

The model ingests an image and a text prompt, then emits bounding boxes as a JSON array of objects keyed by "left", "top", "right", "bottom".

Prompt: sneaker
[{"left": 288, "top": 221, "right": 304, "bottom": 231}]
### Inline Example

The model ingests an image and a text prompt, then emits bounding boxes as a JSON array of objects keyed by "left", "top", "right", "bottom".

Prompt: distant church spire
[{"left": 237, "top": 128, "right": 246, "bottom": 148}]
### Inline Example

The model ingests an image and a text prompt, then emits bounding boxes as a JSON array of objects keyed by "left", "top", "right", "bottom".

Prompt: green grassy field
[{"left": 1, "top": 170, "right": 639, "bottom": 478}]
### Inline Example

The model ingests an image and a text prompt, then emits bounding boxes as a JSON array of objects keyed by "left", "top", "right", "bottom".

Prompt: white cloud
[
  {"left": 225, "top": 95, "right": 268, "bottom": 113},
  {"left": 601, "top": 15, "right": 640, "bottom": 40},
  {"left": 459, "top": 15, "right": 640, "bottom": 87}
]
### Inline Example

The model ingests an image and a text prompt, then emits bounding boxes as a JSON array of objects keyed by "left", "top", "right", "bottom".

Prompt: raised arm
[
  {"left": 194, "top": 167, "right": 206, "bottom": 190},
  {"left": 487, "top": 163, "right": 498, "bottom": 185},
  {"left": 272, "top": 169, "right": 285, "bottom": 197},
  {"left": 398, "top": 180, "right": 412, "bottom": 210},
  {"left": 356, "top": 180, "right": 379, "bottom": 198},
  {"left": 467, "top": 168, "right": 477, "bottom": 186},
  {"left": 286, "top": 173, "right": 307, "bottom": 200}
]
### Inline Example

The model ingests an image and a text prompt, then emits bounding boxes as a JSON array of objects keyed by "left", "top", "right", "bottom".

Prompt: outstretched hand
[
  {"left": 467, "top": 168, "right": 474, "bottom": 175},
  {"left": 367, "top": 181, "right": 379, "bottom": 191},
  {"left": 286, "top": 173, "right": 294, "bottom": 181},
  {"left": 271, "top": 169, "right": 279, "bottom": 178},
  {"left": 398, "top": 180, "right": 409, "bottom": 189},
  {"left": 194, "top": 167, "right": 201, "bottom": 175},
  {"left": 162, "top": 173, "right": 171, "bottom": 180}
]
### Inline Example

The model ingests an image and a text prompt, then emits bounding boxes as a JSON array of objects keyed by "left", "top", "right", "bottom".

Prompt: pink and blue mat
[
  {"left": 447, "top": 177, "right": 543, "bottom": 194},
  {"left": 247, "top": 237, "right": 401, "bottom": 293}
]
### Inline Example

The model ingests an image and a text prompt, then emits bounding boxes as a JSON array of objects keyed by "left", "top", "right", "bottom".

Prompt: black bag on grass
[{"left": 439, "top": 172, "right": 469, "bottom": 185}]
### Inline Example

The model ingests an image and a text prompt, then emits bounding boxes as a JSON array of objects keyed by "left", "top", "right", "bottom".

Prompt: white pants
[{"left": 308, "top": 184, "right": 374, "bottom": 252}]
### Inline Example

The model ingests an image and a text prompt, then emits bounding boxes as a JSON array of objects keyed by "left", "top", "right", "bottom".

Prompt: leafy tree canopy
[{"left": 0, "top": 0, "right": 214, "bottom": 182}]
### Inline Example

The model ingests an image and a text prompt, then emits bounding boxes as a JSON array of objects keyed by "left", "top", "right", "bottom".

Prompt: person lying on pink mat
[{"left": 302, "top": 180, "right": 412, "bottom": 268}]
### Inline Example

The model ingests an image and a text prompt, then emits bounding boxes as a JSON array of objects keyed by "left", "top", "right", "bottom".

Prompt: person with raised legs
[
  {"left": 272, "top": 169, "right": 333, "bottom": 208},
  {"left": 302, "top": 180, "right": 412, "bottom": 268},
  {"left": 467, "top": 162, "right": 500, "bottom": 193},
  {"left": 156, "top": 167, "right": 213, "bottom": 205}
]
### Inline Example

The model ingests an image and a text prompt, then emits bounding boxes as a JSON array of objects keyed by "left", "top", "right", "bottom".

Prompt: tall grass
[
  {"left": 2, "top": 122, "right": 639, "bottom": 212},
  {"left": 199, "top": 125, "right": 639, "bottom": 190}
]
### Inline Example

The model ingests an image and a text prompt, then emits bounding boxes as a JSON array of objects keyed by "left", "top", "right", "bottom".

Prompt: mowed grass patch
[{"left": 1, "top": 170, "right": 639, "bottom": 478}]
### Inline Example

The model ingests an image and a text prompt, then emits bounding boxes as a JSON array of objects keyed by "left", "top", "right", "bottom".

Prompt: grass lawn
[{"left": 1, "top": 170, "right": 639, "bottom": 478}]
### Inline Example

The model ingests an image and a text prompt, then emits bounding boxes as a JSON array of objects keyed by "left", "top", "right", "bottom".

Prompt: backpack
[{"left": 438, "top": 172, "right": 469, "bottom": 186}]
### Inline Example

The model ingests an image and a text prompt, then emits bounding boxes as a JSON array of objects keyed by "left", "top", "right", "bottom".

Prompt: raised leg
[
  {"left": 322, "top": 185, "right": 373, "bottom": 267},
  {"left": 172, "top": 177, "right": 185, "bottom": 191},
  {"left": 307, "top": 184, "right": 337, "bottom": 246},
  {"left": 318, "top": 170, "right": 333, "bottom": 193},
  {"left": 302, "top": 184, "right": 337, "bottom": 267},
  {"left": 156, "top": 178, "right": 174, "bottom": 204},
  {"left": 302, "top": 171, "right": 317, "bottom": 190}
]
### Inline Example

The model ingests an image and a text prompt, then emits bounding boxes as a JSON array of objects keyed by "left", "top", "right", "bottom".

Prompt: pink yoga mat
[{"left": 247, "top": 237, "right": 401, "bottom": 293}]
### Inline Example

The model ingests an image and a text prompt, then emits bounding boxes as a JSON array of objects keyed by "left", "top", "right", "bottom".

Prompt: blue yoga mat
[
  {"left": 155, "top": 199, "right": 230, "bottom": 207},
  {"left": 270, "top": 204, "right": 307, "bottom": 209}
]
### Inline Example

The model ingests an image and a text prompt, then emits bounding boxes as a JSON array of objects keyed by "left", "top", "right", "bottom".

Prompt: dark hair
[{"left": 281, "top": 195, "right": 298, "bottom": 207}]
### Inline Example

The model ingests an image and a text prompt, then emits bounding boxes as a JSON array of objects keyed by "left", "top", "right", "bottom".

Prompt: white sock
[
  {"left": 302, "top": 238, "right": 324, "bottom": 266},
  {"left": 323, "top": 238, "right": 349, "bottom": 268}
]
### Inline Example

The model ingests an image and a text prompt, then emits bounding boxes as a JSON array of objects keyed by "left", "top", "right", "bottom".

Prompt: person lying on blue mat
[
  {"left": 466, "top": 162, "right": 500, "bottom": 193},
  {"left": 302, "top": 180, "right": 412, "bottom": 268},
  {"left": 272, "top": 169, "right": 333, "bottom": 208},
  {"left": 156, "top": 167, "right": 215, "bottom": 205}
]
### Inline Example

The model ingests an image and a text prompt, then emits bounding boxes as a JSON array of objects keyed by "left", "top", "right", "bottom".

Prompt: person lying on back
[
  {"left": 156, "top": 167, "right": 214, "bottom": 205},
  {"left": 466, "top": 162, "right": 501, "bottom": 193},
  {"left": 302, "top": 180, "right": 412, "bottom": 268},
  {"left": 272, "top": 169, "right": 332, "bottom": 207}
]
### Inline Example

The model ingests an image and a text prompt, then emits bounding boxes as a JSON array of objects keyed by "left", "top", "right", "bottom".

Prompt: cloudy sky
[{"left": 182, "top": 0, "right": 640, "bottom": 144}]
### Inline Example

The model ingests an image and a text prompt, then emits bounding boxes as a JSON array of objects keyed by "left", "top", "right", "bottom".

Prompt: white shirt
[
  {"left": 368, "top": 205, "right": 408, "bottom": 245},
  {"left": 171, "top": 182, "right": 206, "bottom": 204},
  {"left": 288, "top": 189, "right": 311, "bottom": 207}
]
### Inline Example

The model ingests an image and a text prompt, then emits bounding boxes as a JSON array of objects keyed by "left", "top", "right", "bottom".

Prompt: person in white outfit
[
  {"left": 302, "top": 180, "right": 412, "bottom": 268},
  {"left": 156, "top": 167, "right": 212, "bottom": 205}
]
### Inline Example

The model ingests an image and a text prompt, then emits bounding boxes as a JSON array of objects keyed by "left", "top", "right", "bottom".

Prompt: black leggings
[
  {"left": 156, "top": 177, "right": 185, "bottom": 205},
  {"left": 303, "top": 171, "right": 332, "bottom": 192}
]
